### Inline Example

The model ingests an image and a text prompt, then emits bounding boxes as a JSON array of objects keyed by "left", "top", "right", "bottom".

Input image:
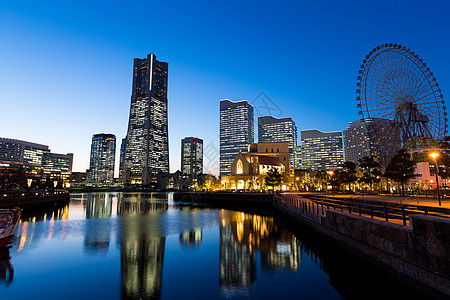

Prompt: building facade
[
  {"left": 0, "top": 137, "right": 73, "bottom": 186},
  {"left": 258, "top": 116, "right": 297, "bottom": 168},
  {"left": 88, "top": 133, "right": 116, "bottom": 185},
  {"left": 181, "top": 137, "right": 203, "bottom": 177},
  {"left": 0, "top": 137, "right": 49, "bottom": 176},
  {"left": 123, "top": 53, "right": 169, "bottom": 185},
  {"left": 42, "top": 152, "right": 73, "bottom": 186},
  {"left": 301, "top": 130, "right": 344, "bottom": 171},
  {"left": 248, "top": 142, "right": 290, "bottom": 172},
  {"left": 343, "top": 118, "right": 400, "bottom": 165},
  {"left": 220, "top": 100, "right": 254, "bottom": 177}
]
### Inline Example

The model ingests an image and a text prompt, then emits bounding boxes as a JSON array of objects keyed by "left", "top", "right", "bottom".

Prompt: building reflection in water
[
  {"left": 118, "top": 195, "right": 167, "bottom": 300},
  {"left": 84, "top": 194, "right": 113, "bottom": 252},
  {"left": 179, "top": 228, "right": 202, "bottom": 250},
  {"left": 219, "top": 211, "right": 302, "bottom": 296}
]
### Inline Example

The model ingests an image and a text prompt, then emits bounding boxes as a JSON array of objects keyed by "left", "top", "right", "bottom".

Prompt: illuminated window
[{"left": 237, "top": 159, "right": 243, "bottom": 174}]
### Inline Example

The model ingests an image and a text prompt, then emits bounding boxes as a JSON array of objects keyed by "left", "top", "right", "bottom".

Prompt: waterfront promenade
[{"left": 275, "top": 192, "right": 450, "bottom": 298}]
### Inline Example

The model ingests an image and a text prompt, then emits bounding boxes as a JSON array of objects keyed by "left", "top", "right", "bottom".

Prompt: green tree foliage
[
  {"left": 358, "top": 156, "right": 382, "bottom": 191},
  {"left": 264, "top": 168, "right": 282, "bottom": 190},
  {"left": 340, "top": 161, "right": 358, "bottom": 191},
  {"left": 385, "top": 149, "right": 416, "bottom": 196}
]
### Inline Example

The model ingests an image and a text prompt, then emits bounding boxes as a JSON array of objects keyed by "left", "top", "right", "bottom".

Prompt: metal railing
[{"left": 277, "top": 194, "right": 450, "bottom": 226}]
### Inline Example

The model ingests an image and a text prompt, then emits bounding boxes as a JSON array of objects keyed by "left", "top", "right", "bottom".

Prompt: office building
[
  {"left": 42, "top": 152, "right": 73, "bottom": 186},
  {"left": 181, "top": 137, "right": 203, "bottom": 177},
  {"left": 123, "top": 53, "right": 169, "bottom": 185},
  {"left": 220, "top": 100, "right": 254, "bottom": 177},
  {"left": 88, "top": 133, "right": 116, "bottom": 185},
  {"left": 301, "top": 130, "right": 343, "bottom": 171},
  {"left": 258, "top": 116, "right": 297, "bottom": 168},
  {"left": 0, "top": 137, "right": 73, "bottom": 186},
  {"left": 0, "top": 137, "right": 49, "bottom": 173}
]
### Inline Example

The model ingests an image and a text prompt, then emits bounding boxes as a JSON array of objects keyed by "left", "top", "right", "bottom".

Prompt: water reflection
[
  {"left": 219, "top": 212, "right": 301, "bottom": 296},
  {"left": 118, "top": 195, "right": 168, "bottom": 299},
  {"left": 4, "top": 192, "right": 432, "bottom": 300},
  {"left": 0, "top": 248, "right": 13, "bottom": 285}
]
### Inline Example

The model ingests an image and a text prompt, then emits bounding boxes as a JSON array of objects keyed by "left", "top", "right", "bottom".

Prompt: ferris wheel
[{"left": 356, "top": 43, "right": 447, "bottom": 160}]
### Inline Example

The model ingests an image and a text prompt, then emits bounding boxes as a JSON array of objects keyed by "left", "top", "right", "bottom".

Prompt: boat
[{"left": 0, "top": 207, "right": 21, "bottom": 248}]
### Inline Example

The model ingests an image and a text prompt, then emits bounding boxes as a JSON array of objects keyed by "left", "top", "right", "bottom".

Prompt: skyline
[{"left": 1, "top": 0, "right": 450, "bottom": 177}]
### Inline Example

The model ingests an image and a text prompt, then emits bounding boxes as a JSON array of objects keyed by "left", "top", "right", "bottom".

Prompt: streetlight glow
[
  {"left": 430, "top": 153, "right": 439, "bottom": 159},
  {"left": 429, "top": 152, "right": 441, "bottom": 206}
]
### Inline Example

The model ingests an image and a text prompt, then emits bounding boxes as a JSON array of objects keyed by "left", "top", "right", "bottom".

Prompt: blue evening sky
[{"left": 1, "top": 0, "right": 449, "bottom": 176}]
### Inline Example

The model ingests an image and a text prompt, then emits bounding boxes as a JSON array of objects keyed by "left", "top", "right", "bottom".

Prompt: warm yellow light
[
  {"left": 295, "top": 177, "right": 300, "bottom": 181},
  {"left": 430, "top": 153, "right": 439, "bottom": 159},
  {"left": 327, "top": 171, "right": 334, "bottom": 176}
]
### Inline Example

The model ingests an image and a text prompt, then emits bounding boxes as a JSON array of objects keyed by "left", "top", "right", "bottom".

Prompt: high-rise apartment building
[
  {"left": 343, "top": 119, "right": 372, "bottom": 164},
  {"left": 88, "top": 134, "right": 116, "bottom": 185},
  {"left": 301, "top": 130, "right": 343, "bottom": 171},
  {"left": 220, "top": 100, "right": 254, "bottom": 177},
  {"left": 181, "top": 137, "right": 203, "bottom": 177},
  {"left": 123, "top": 53, "right": 169, "bottom": 185},
  {"left": 258, "top": 116, "right": 297, "bottom": 168},
  {"left": 343, "top": 118, "right": 400, "bottom": 165}
]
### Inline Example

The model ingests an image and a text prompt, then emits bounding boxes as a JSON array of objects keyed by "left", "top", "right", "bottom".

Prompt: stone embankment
[
  {"left": 0, "top": 192, "right": 70, "bottom": 209},
  {"left": 274, "top": 194, "right": 450, "bottom": 297}
]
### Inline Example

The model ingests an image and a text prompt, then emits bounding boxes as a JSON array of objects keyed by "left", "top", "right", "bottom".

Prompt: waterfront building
[
  {"left": 301, "top": 130, "right": 344, "bottom": 171},
  {"left": 123, "top": 53, "right": 169, "bottom": 185},
  {"left": 220, "top": 100, "right": 254, "bottom": 177},
  {"left": 88, "top": 134, "right": 116, "bottom": 186},
  {"left": 0, "top": 137, "right": 49, "bottom": 176},
  {"left": 248, "top": 142, "right": 290, "bottom": 172},
  {"left": 258, "top": 116, "right": 297, "bottom": 168},
  {"left": 42, "top": 152, "right": 73, "bottom": 187},
  {"left": 181, "top": 137, "right": 203, "bottom": 177},
  {"left": 0, "top": 137, "right": 73, "bottom": 186},
  {"left": 221, "top": 150, "right": 285, "bottom": 190}
]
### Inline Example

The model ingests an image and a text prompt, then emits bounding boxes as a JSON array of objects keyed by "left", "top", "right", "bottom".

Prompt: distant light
[{"left": 282, "top": 184, "right": 287, "bottom": 191}]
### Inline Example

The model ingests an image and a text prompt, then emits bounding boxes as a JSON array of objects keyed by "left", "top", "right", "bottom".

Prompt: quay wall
[
  {"left": 173, "top": 192, "right": 273, "bottom": 208},
  {"left": 0, "top": 193, "right": 70, "bottom": 209},
  {"left": 274, "top": 200, "right": 450, "bottom": 296}
]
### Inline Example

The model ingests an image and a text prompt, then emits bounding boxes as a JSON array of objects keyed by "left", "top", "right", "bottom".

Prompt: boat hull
[{"left": 0, "top": 235, "right": 13, "bottom": 249}]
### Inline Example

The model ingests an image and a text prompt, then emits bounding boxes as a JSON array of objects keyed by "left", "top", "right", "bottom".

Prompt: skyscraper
[
  {"left": 88, "top": 133, "right": 116, "bottom": 185},
  {"left": 301, "top": 129, "right": 343, "bottom": 171},
  {"left": 258, "top": 116, "right": 297, "bottom": 168},
  {"left": 220, "top": 100, "right": 254, "bottom": 177},
  {"left": 181, "top": 137, "right": 203, "bottom": 177},
  {"left": 123, "top": 53, "right": 169, "bottom": 185}
]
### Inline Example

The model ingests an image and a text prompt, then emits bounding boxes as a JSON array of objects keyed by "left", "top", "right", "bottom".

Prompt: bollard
[
  {"left": 402, "top": 206, "right": 406, "bottom": 226},
  {"left": 384, "top": 205, "right": 388, "bottom": 222}
]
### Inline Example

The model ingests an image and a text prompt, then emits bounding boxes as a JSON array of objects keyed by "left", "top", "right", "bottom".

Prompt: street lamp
[{"left": 430, "top": 153, "right": 441, "bottom": 206}]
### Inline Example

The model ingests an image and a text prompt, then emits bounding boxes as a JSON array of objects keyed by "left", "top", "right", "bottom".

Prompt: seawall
[
  {"left": 0, "top": 192, "right": 70, "bottom": 210},
  {"left": 273, "top": 196, "right": 450, "bottom": 297}
]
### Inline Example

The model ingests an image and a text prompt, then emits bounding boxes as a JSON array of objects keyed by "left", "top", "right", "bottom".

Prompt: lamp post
[
  {"left": 327, "top": 171, "right": 334, "bottom": 194},
  {"left": 430, "top": 153, "right": 441, "bottom": 206}
]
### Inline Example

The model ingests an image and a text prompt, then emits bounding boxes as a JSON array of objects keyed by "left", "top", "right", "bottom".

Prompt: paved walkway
[{"left": 284, "top": 192, "right": 450, "bottom": 209}]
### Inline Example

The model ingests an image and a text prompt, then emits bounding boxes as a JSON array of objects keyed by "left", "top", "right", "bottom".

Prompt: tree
[
  {"left": 264, "top": 168, "right": 282, "bottom": 191},
  {"left": 358, "top": 156, "right": 382, "bottom": 192},
  {"left": 385, "top": 149, "right": 416, "bottom": 196},
  {"left": 340, "top": 161, "right": 358, "bottom": 191}
]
